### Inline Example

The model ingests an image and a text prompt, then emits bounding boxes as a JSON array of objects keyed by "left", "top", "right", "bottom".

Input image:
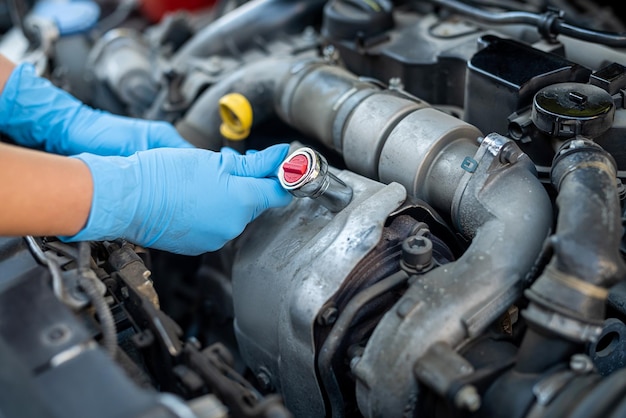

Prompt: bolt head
[
  {"left": 256, "top": 369, "right": 273, "bottom": 391},
  {"left": 401, "top": 235, "right": 433, "bottom": 270},
  {"left": 570, "top": 354, "right": 595, "bottom": 374},
  {"left": 318, "top": 307, "right": 338, "bottom": 326},
  {"left": 454, "top": 385, "right": 481, "bottom": 412}
]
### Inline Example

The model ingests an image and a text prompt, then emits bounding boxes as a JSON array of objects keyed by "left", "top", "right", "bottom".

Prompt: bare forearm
[
  {"left": 0, "top": 142, "right": 92, "bottom": 236},
  {"left": 0, "top": 54, "right": 15, "bottom": 94}
]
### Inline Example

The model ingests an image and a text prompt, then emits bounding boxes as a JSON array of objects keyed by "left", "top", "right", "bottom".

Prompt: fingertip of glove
[
  {"left": 265, "top": 143, "right": 290, "bottom": 159},
  {"left": 264, "top": 178, "right": 293, "bottom": 209},
  {"left": 248, "top": 143, "right": 291, "bottom": 173},
  {"left": 223, "top": 143, "right": 291, "bottom": 177}
]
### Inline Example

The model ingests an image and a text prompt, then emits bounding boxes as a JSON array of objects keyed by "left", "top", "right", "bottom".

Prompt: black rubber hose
[
  {"left": 548, "top": 143, "right": 625, "bottom": 289},
  {"left": 427, "top": 0, "right": 626, "bottom": 47},
  {"left": 525, "top": 140, "right": 626, "bottom": 326},
  {"left": 514, "top": 328, "right": 580, "bottom": 374},
  {"left": 554, "top": 20, "right": 626, "bottom": 48},
  {"left": 513, "top": 141, "right": 625, "bottom": 388}
]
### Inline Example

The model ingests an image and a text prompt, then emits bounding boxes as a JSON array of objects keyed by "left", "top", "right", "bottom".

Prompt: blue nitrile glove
[
  {"left": 62, "top": 144, "right": 292, "bottom": 255},
  {"left": 0, "top": 63, "right": 192, "bottom": 156}
]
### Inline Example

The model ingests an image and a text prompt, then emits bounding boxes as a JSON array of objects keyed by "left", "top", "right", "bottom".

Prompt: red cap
[{"left": 282, "top": 154, "right": 309, "bottom": 184}]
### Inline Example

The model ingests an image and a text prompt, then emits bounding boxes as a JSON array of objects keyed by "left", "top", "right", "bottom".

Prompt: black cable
[
  {"left": 555, "top": 20, "right": 626, "bottom": 47},
  {"left": 78, "top": 242, "right": 118, "bottom": 358},
  {"left": 426, "top": 0, "right": 626, "bottom": 47}
]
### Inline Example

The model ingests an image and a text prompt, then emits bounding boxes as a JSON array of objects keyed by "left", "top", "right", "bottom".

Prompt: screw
[
  {"left": 454, "top": 385, "right": 481, "bottom": 412},
  {"left": 401, "top": 235, "right": 433, "bottom": 271},
  {"left": 499, "top": 143, "right": 519, "bottom": 164},
  {"left": 256, "top": 369, "right": 273, "bottom": 391},
  {"left": 318, "top": 306, "right": 339, "bottom": 326},
  {"left": 389, "top": 77, "right": 404, "bottom": 90},
  {"left": 570, "top": 354, "right": 594, "bottom": 374},
  {"left": 322, "top": 45, "right": 339, "bottom": 63}
]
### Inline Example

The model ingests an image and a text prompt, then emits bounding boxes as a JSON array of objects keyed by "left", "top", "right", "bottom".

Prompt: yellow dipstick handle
[{"left": 218, "top": 93, "right": 253, "bottom": 141}]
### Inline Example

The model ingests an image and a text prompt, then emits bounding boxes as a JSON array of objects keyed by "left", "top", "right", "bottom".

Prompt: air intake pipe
[
  {"left": 180, "top": 59, "right": 481, "bottom": 214},
  {"left": 172, "top": 0, "right": 326, "bottom": 67}
]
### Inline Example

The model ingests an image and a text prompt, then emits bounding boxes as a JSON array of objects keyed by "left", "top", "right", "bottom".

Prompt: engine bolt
[
  {"left": 318, "top": 306, "right": 339, "bottom": 326},
  {"left": 389, "top": 77, "right": 404, "bottom": 90},
  {"left": 570, "top": 353, "right": 594, "bottom": 374},
  {"left": 454, "top": 385, "right": 481, "bottom": 412},
  {"left": 401, "top": 235, "right": 433, "bottom": 273},
  {"left": 256, "top": 368, "right": 273, "bottom": 392}
]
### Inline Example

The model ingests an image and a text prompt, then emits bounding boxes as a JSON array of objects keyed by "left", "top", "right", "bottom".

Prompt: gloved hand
[
  {"left": 62, "top": 144, "right": 292, "bottom": 255},
  {"left": 0, "top": 63, "right": 192, "bottom": 156}
]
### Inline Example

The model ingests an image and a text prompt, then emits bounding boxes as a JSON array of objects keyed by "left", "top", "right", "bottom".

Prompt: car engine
[{"left": 3, "top": 0, "right": 626, "bottom": 417}]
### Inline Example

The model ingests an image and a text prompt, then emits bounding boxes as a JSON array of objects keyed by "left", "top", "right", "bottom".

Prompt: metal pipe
[
  {"left": 274, "top": 61, "right": 481, "bottom": 214},
  {"left": 172, "top": 0, "right": 326, "bottom": 67},
  {"left": 354, "top": 134, "right": 553, "bottom": 417}
]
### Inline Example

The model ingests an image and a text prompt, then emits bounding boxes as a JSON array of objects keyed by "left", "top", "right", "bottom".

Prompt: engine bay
[{"left": 2, "top": 1, "right": 626, "bottom": 417}]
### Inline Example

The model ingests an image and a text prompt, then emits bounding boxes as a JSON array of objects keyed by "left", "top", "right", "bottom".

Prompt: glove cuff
[{"left": 60, "top": 153, "right": 141, "bottom": 243}]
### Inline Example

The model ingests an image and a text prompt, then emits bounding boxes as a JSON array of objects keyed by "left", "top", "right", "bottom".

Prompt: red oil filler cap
[
  {"left": 282, "top": 154, "right": 310, "bottom": 185},
  {"left": 278, "top": 147, "right": 353, "bottom": 212}
]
